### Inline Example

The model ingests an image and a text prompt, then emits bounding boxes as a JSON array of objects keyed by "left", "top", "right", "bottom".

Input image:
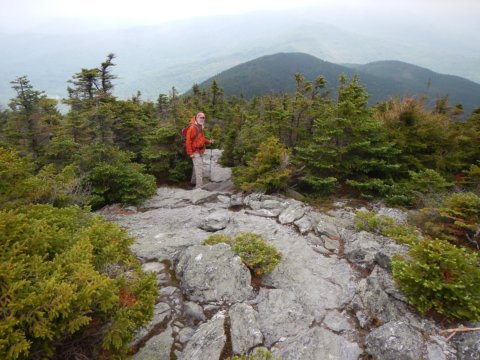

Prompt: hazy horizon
[
  {"left": 2, "top": 0, "right": 479, "bottom": 34},
  {"left": 0, "top": 0, "right": 479, "bottom": 109}
]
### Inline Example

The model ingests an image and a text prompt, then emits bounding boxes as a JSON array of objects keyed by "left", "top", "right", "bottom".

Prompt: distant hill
[
  {"left": 196, "top": 53, "right": 480, "bottom": 116},
  {"left": 1, "top": 8, "right": 479, "bottom": 109}
]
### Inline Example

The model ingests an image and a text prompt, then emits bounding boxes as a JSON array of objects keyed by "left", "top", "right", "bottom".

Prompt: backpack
[{"left": 181, "top": 124, "right": 200, "bottom": 154}]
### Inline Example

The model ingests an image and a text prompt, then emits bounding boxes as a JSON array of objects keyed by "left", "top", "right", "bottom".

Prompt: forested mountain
[{"left": 196, "top": 52, "right": 480, "bottom": 116}]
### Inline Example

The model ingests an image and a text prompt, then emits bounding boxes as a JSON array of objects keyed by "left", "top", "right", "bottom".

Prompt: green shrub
[
  {"left": 0, "top": 204, "right": 157, "bottom": 359},
  {"left": 141, "top": 125, "right": 191, "bottom": 182},
  {"left": 462, "top": 163, "right": 480, "bottom": 194},
  {"left": 407, "top": 169, "right": 453, "bottom": 194},
  {"left": 233, "top": 136, "right": 291, "bottom": 193},
  {"left": 395, "top": 169, "right": 453, "bottom": 207},
  {"left": 0, "top": 147, "right": 41, "bottom": 208},
  {"left": 438, "top": 192, "right": 480, "bottom": 248},
  {"left": 227, "top": 347, "right": 278, "bottom": 360},
  {"left": 86, "top": 161, "right": 156, "bottom": 208},
  {"left": 301, "top": 175, "right": 338, "bottom": 194},
  {"left": 441, "top": 192, "right": 480, "bottom": 224},
  {"left": 410, "top": 192, "right": 480, "bottom": 249},
  {"left": 204, "top": 233, "right": 233, "bottom": 246},
  {"left": 0, "top": 147, "right": 89, "bottom": 209},
  {"left": 355, "top": 211, "right": 420, "bottom": 245},
  {"left": 232, "top": 232, "right": 282, "bottom": 276},
  {"left": 392, "top": 239, "right": 480, "bottom": 321},
  {"left": 76, "top": 144, "right": 156, "bottom": 209},
  {"left": 385, "top": 169, "right": 454, "bottom": 208},
  {"left": 346, "top": 178, "right": 392, "bottom": 199}
]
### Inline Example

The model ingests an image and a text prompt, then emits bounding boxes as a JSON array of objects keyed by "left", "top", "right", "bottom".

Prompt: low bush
[
  {"left": 355, "top": 211, "right": 419, "bottom": 245},
  {"left": 203, "top": 233, "right": 233, "bottom": 246},
  {"left": 392, "top": 238, "right": 480, "bottom": 321},
  {"left": 410, "top": 192, "right": 480, "bottom": 250},
  {"left": 440, "top": 192, "right": 480, "bottom": 242},
  {"left": 232, "top": 232, "right": 282, "bottom": 276},
  {"left": 76, "top": 144, "right": 156, "bottom": 209},
  {"left": 0, "top": 148, "right": 88, "bottom": 209},
  {"left": 86, "top": 161, "right": 156, "bottom": 208},
  {"left": 0, "top": 204, "right": 157, "bottom": 359},
  {"left": 462, "top": 163, "right": 480, "bottom": 194}
]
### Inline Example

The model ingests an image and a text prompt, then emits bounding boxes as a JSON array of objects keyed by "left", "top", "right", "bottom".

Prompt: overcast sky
[{"left": 1, "top": 0, "right": 479, "bottom": 34}]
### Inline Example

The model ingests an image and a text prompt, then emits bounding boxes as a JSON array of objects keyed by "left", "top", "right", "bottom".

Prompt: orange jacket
[{"left": 185, "top": 117, "right": 211, "bottom": 156}]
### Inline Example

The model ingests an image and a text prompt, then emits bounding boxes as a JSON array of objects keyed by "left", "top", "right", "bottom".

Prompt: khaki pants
[{"left": 190, "top": 153, "right": 204, "bottom": 188}]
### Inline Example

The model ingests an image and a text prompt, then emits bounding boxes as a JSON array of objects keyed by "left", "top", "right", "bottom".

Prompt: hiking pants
[{"left": 191, "top": 153, "right": 204, "bottom": 188}]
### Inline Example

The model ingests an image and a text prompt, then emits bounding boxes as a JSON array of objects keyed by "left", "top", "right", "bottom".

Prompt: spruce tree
[
  {"left": 375, "top": 97, "right": 461, "bottom": 176},
  {"left": 7, "top": 76, "right": 60, "bottom": 160},
  {"left": 295, "top": 75, "right": 400, "bottom": 196}
]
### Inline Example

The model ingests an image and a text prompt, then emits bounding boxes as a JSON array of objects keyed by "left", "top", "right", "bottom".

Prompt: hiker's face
[{"left": 197, "top": 115, "right": 205, "bottom": 126}]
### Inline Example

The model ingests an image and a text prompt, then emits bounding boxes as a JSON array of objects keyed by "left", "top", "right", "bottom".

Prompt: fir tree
[
  {"left": 7, "top": 76, "right": 60, "bottom": 160},
  {"left": 295, "top": 75, "right": 400, "bottom": 196}
]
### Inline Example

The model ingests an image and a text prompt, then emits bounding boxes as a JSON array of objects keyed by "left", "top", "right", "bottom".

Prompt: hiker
[{"left": 185, "top": 112, "right": 214, "bottom": 189}]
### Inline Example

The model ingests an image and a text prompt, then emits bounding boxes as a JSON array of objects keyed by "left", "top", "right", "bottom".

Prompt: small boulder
[
  {"left": 199, "top": 210, "right": 230, "bottom": 231},
  {"left": 178, "top": 312, "right": 226, "bottom": 360},
  {"left": 229, "top": 303, "right": 264, "bottom": 354},
  {"left": 278, "top": 205, "right": 305, "bottom": 225},
  {"left": 365, "top": 321, "right": 424, "bottom": 360},
  {"left": 294, "top": 215, "right": 313, "bottom": 234},
  {"left": 271, "top": 327, "right": 362, "bottom": 360},
  {"left": 323, "top": 310, "right": 353, "bottom": 332},
  {"left": 184, "top": 301, "right": 206, "bottom": 322},
  {"left": 134, "top": 325, "right": 173, "bottom": 360},
  {"left": 175, "top": 244, "right": 253, "bottom": 303}
]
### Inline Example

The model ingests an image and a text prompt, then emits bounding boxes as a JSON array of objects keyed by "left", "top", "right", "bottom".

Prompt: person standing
[{"left": 185, "top": 112, "right": 214, "bottom": 188}]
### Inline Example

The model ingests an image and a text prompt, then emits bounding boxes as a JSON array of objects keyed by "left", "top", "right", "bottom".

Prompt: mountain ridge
[{"left": 196, "top": 52, "right": 480, "bottom": 115}]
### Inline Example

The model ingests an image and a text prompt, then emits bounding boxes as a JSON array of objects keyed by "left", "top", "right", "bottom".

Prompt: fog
[
  {"left": 0, "top": 0, "right": 478, "bottom": 107},
  {"left": 2, "top": 0, "right": 479, "bottom": 37}
]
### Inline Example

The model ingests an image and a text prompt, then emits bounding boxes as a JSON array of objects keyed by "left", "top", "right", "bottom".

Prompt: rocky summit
[{"left": 98, "top": 150, "right": 474, "bottom": 360}]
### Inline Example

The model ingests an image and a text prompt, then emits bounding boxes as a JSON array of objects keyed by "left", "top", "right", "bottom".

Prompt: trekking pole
[{"left": 209, "top": 146, "right": 213, "bottom": 180}]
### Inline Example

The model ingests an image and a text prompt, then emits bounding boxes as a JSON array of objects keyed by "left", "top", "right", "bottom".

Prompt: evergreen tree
[
  {"left": 0, "top": 107, "right": 10, "bottom": 147},
  {"left": 156, "top": 93, "right": 169, "bottom": 119},
  {"left": 233, "top": 136, "right": 292, "bottom": 192},
  {"left": 209, "top": 80, "right": 224, "bottom": 118},
  {"left": 7, "top": 76, "right": 60, "bottom": 160},
  {"left": 295, "top": 75, "right": 400, "bottom": 196},
  {"left": 375, "top": 97, "right": 461, "bottom": 176},
  {"left": 288, "top": 73, "right": 328, "bottom": 148},
  {"left": 459, "top": 108, "right": 480, "bottom": 168},
  {"left": 111, "top": 99, "right": 157, "bottom": 156},
  {"left": 65, "top": 54, "right": 119, "bottom": 145}
]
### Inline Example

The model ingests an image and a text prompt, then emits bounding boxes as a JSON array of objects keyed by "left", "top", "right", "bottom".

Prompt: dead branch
[{"left": 440, "top": 326, "right": 480, "bottom": 335}]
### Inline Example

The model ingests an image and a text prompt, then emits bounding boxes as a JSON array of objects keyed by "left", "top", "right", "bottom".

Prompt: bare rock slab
[
  {"left": 178, "top": 312, "right": 226, "bottom": 360},
  {"left": 229, "top": 303, "right": 263, "bottom": 354},
  {"left": 134, "top": 325, "right": 173, "bottom": 360},
  {"left": 255, "top": 288, "right": 314, "bottom": 347},
  {"left": 175, "top": 244, "right": 253, "bottom": 303},
  {"left": 365, "top": 321, "right": 424, "bottom": 360},
  {"left": 453, "top": 323, "right": 480, "bottom": 360},
  {"left": 271, "top": 327, "right": 362, "bottom": 360}
]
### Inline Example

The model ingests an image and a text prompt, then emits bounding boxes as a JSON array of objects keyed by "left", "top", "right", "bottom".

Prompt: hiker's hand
[{"left": 210, "top": 139, "right": 215, "bottom": 144}]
